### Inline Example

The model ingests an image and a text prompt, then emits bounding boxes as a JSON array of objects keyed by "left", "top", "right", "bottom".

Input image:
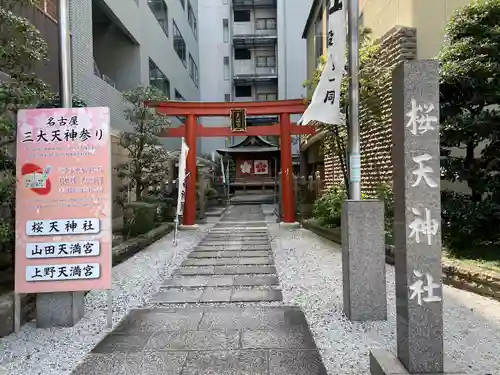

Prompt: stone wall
[{"left": 323, "top": 26, "right": 418, "bottom": 195}]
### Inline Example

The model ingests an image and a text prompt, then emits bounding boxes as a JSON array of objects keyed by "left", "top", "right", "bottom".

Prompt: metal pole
[
  {"left": 347, "top": 0, "right": 361, "bottom": 200},
  {"left": 58, "top": 0, "right": 72, "bottom": 108}
]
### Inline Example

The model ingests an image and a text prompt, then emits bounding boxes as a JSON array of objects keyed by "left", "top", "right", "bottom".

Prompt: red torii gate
[{"left": 149, "top": 99, "right": 315, "bottom": 226}]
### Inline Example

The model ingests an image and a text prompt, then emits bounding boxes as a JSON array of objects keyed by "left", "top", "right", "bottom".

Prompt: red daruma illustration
[{"left": 21, "top": 163, "right": 52, "bottom": 195}]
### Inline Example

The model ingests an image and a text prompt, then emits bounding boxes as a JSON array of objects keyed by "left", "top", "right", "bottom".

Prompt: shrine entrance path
[{"left": 71, "top": 205, "right": 328, "bottom": 375}]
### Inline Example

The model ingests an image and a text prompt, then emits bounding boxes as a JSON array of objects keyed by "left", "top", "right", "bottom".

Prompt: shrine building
[{"left": 216, "top": 135, "right": 280, "bottom": 193}]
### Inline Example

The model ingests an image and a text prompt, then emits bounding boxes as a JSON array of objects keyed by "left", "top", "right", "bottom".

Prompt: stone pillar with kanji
[{"left": 370, "top": 60, "right": 464, "bottom": 375}]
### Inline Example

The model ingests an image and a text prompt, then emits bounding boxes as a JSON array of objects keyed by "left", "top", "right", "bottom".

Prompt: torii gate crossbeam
[{"left": 148, "top": 99, "right": 315, "bottom": 226}]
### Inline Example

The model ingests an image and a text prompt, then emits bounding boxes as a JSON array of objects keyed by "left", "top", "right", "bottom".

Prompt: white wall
[
  {"left": 70, "top": 0, "right": 200, "bottom": 150},
  {"left": 277, "top": 0, "right": 313, "bottom": 153},
  {"left": 198, "top": 0, "right": 233, "bottom": 155}
]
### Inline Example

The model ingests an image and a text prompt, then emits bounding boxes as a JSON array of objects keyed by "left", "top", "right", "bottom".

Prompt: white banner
[
  {"left": 221, "top": 157, "right": 226, "bottom": 185},
  {"left": 300, "top": 0, "right": 346, "bottom": 126},
  {"left": 176, "top": 138, "right": 189, "bottom": 216}
]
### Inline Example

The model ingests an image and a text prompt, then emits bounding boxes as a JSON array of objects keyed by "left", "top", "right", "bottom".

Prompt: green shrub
[
  {"left": 123, "top": 202, "right": 157, "bottom": 238},
  {"left": 442, "top": 191, "right": 500, "bottom": 258},
  {"left": 312, "top": 186, "right": 346, "bottom": 227}
]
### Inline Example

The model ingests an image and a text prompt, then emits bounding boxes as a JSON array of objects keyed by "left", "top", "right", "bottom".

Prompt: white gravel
[
  {"left": 0, "top": 222, "right": 213, "bottom": 375},
  {"left": 266, "top": 211, "right": 500, "bottom": 375}
]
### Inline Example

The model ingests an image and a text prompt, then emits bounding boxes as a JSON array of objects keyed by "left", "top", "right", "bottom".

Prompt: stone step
[
  {"left": 190, "top": 250, "right": 272, "bottom": 258},
  {"left": 174, "top": 265, "right": 276, "bottom": 276},
  {"left": 161, "top": 275, "right": 280, "bottom": 288},
  {"left": 151, "top": 286, "right": 282, "bottom": 304},
  {"left": 183, "top": 257, "right": 273, "bottom": 266},
  {"left": 195, "top": 245, "right": 271, "bottom": 251}
]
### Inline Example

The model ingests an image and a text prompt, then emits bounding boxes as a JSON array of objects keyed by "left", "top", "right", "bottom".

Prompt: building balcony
[
  {"left": 233, "top": 71, "right": 278, "bottom": 85},
  {"left": 232, "top": 0, "right": 277, "bottom": 9}
]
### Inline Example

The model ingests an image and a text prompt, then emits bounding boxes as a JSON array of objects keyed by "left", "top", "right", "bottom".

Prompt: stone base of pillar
[
  {"left": 342, "top": 200, "right": 387, "bottom": 321},
  {"left": 369, "top": 349, "right": 465, "bottom": 375},
  {"left": 180, "top": 224, "right": 200, "bottom": 231},
  {"left": 36, "top": 291, "right": 85, "bottom": 328},
  {"left": 279, "top": 221, "right": 301, "bottom": 229}
]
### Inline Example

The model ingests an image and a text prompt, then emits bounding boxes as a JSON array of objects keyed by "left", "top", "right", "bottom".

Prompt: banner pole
[{"left": 347, "top": 0, "right": 361, "bottom": 200}]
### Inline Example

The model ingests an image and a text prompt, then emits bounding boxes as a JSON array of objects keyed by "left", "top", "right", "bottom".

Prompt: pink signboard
[{"left": 15, "top": 107, "right": 111, "bottom": 294}]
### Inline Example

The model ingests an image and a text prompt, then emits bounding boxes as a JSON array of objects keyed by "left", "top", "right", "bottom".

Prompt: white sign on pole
[
  {"left": 221, "top": 157, "right": 226, "bottom": 185},
  {"left": 299, "top": 0, "right": 347, "bottom": 126},
  {"left": 176, "top": 138, "right": 189, "bottom": 216}
]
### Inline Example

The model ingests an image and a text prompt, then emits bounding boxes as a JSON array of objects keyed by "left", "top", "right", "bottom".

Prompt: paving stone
[
  {"left": 206, "top": 275, "right": 235, "bottom": 286},
  {"left": 194, "top": 246, "right": 225, "bottom": 251},
  {"left": 241, "top": 327, "right": 317, "bottom": 349},
  {"left": 200, "top": 287, "right": 233, "bottom": 302},
  {"left": 151, "top": 289, "right": 203, "bottom": 304},
  {"left": 231, "top": 288, "right": 283, "bottom": 302},
  {"left": 233, "top": 275, "right": 279, "bottom": 286},
  {"left": 212, "top": 266, "right": 275, "bottom": 275},
  {"left": 182, "top": 258, "right": 240, "bottom": 266},
  {"left": 72, "top": 354, "right": 125, "bottom": 374},
  {"left": 235, "top": 266, "right": 276, "bottom": 274},
  {"left": 190, "top": 251, "right": 221, "bottom": 258},
  {"left": 268, "top": 350, "right": 328, "bottom": 375},
  {"left": 182, "top": 350, "right": 268, "bottom": 375},
  {"left": 175, "top": 266, "right": 215, "bottom": 275},
  {"left": 239, "top": 250, "right": 271, "bottom": 257},
  {"left": 162, "top": 276, "right": 209, "bottom": 288},
  {"left": 92, "top": 333, "right": 151, "bottom": 353},
  {"left": 238, "top": 257, "right": 273, "bottom": 265},
  {"left": 219, "top": 250, "right": 241, "bottom": 257},
  {"left": 198, "top": 307, "right": 303, "bottom": 331},
  {"left": 146, "top": 330, "right": 239, "bottom": 351},
  {"left": 122, "top": 350, "right": 187, "bottom": 375},
  {"left": 113, "top": 309, "right": 205, "bottom": 334}
]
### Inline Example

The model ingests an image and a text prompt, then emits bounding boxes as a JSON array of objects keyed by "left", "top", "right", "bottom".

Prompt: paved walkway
[{"left": 72, "top": 205, "right": 328, "bottom": 374}]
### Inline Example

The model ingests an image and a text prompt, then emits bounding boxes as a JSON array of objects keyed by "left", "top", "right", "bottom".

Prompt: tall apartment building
[
  {"left": 69, "top": 0, "right": 201, "bottom": 150},
  {"left": 198, "top": 0, "right": 313, "bottom": 155}
]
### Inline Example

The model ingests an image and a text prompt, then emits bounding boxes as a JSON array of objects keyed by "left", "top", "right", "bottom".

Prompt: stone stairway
[
  {"left": 151, "top": 205, "right": 282, "bottom": 304},
  {"left": 72, "top": 205, "right": 328, "bottom": 375}
]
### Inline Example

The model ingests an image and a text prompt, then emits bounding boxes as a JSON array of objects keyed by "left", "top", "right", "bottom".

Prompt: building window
[
  {"left": 188, "top": 1, "right": 197, "bottom": 39},
  {"left": 233, "top": 10, "right": 250, "bottom": 22},
  {"left": 257, "top": 93, "right": 277, "bottom": 101},
  {"left": 39, "top": 0, "right": 58, "bottom": 19},
  {"left": 235, "top": 85, "right": 252, "bottom": 98},
  {"left": 175, "top": 89, "right": 186, "bottom": 122},
  {"left": 148, "top": 0, "right": 169, "bottom": 37},
  {"left": 189, "top": 53, "right": 199, "bottom": 87},
  {"left": 224, "top": 94, "right": 231, "bottom": 102},
  {"left": 256, "top": 18, "right": 276, "bottom": 30},
  {"left": 223, "top": 56, "right": 230, "bottom": 80},
  {"left": 256, "top": 56, "right": 276, "bottom": 67},
  {"left": 314, "top": 14, "right": 323, "bottom": 61},
  {"left": 149, "top": 59, "right": 170, "bottom": 98},
  {"left": 173, "top": 20, "right": 187, "bottom": 65},
  {"left": 235, "top": 48, "right": 251, "bottom": 60},
  {"left": 223, "top": 18, "right": 229, "bottom": 43},
  {"left": 179, "top": 0, "right": 185, "bottom": 9}
]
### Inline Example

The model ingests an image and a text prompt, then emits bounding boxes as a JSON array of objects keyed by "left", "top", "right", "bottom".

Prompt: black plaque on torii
[{"left": 230, "top": 108, "right": 247, "bottom": 132}]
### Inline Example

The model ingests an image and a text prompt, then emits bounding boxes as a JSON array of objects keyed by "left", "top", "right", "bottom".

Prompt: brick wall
[{"left": 323, "top": 26, "right": 418, "bottom": 196}]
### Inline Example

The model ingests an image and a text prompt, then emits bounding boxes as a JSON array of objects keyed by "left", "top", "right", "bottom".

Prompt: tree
[
  {"left": 302, "top": 27, "right": 389, "bottom": 188},
  {"left": 439, "top": 0, "right": 500, "bottom": 253},
  {"left": 116, "top": 86, "right": 173, "bottom": 204},
  {"left": 0, "top": 0, "right": 50, "bottom": 262}
]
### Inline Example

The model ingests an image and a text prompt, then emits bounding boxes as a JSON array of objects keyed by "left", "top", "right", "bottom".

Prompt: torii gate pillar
[
  {"left": 280, "top": 113, "right": 295, "bottom": 224},
  {"left": 183, "top": 114, "right": 197, "bottom": 226}
]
